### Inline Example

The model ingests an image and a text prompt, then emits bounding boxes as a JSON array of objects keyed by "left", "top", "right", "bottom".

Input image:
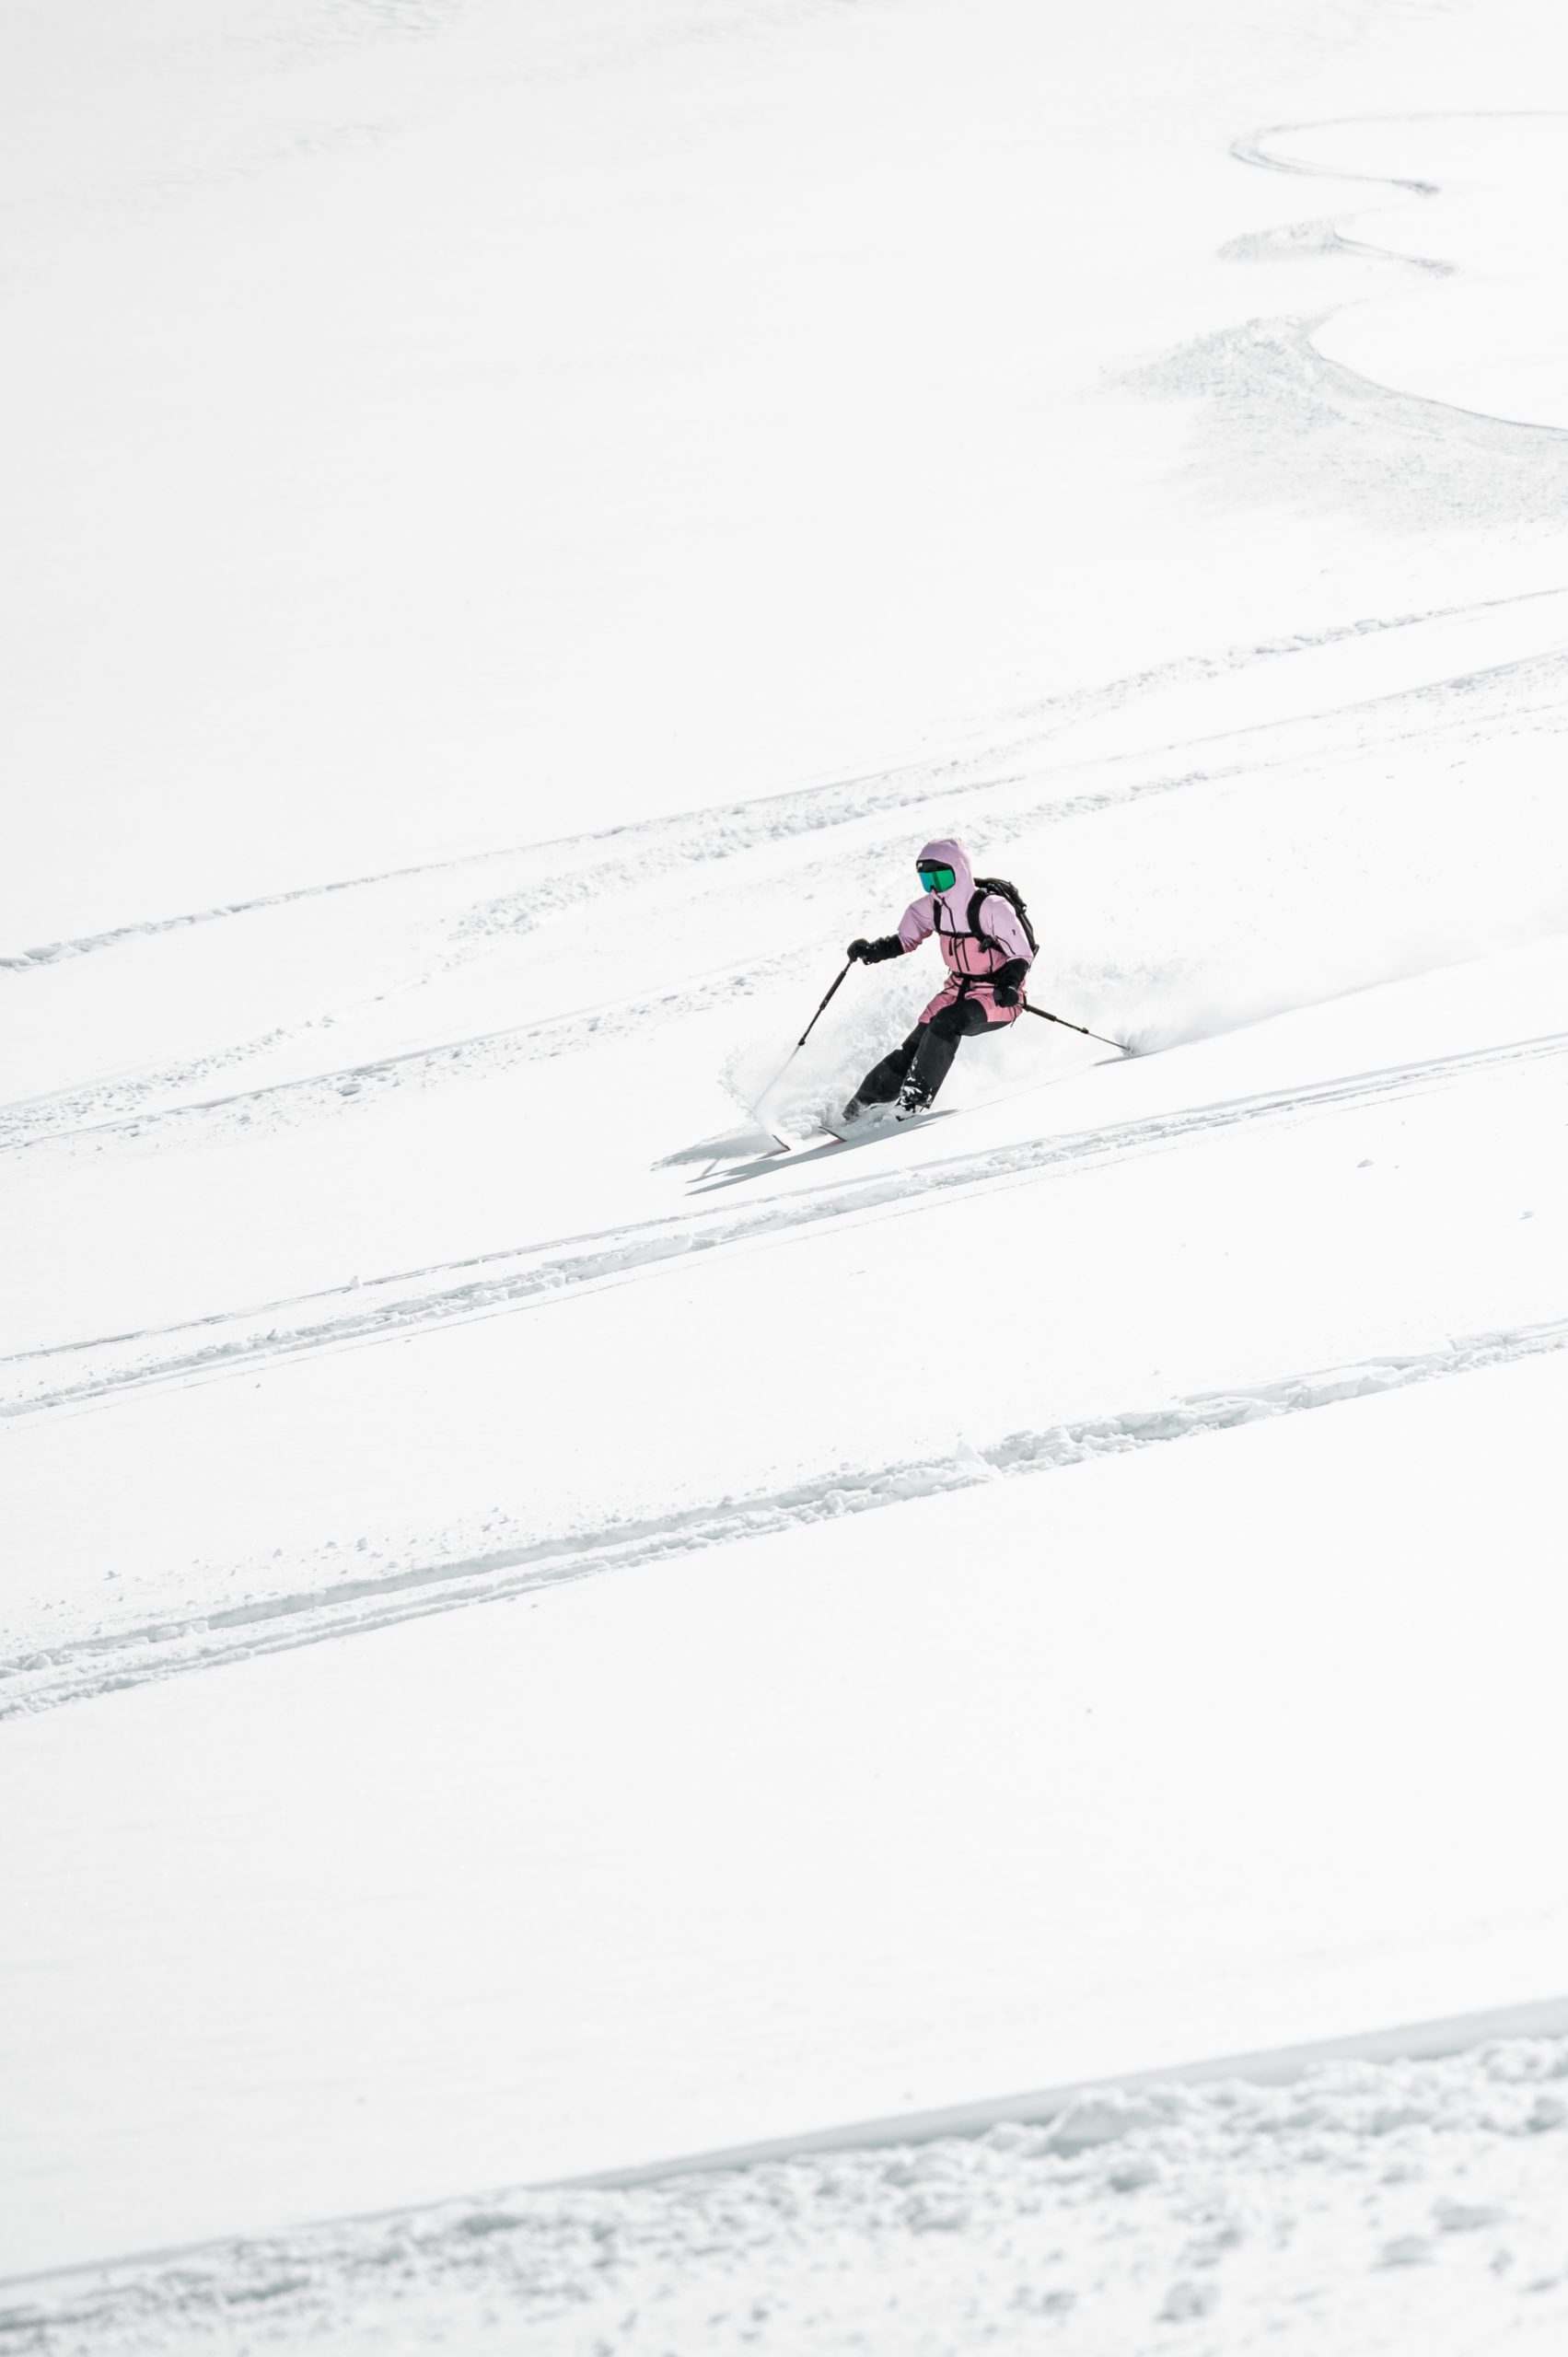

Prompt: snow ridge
[{"left": 8, "top": 2034, "right": 1567, "bottom": 2357}]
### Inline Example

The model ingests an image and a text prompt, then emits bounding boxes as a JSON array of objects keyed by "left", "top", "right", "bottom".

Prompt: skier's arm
[
  {"left": 848, "top": 897, "right": 933, "bottom": 963},
  {"left": 896, "top": 896, "right": 935, "bottom": 952}
]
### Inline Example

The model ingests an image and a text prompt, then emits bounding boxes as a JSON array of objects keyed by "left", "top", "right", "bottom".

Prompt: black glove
[
  {"left": 991, "top": 958, "right": 1029, "bottom": 1009},
  {"left": 848, "top": 935, "right": 904, "bottom": 964}
]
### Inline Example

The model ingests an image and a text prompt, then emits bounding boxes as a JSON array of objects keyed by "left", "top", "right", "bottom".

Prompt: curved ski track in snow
[{"left": 1135, "top": 113, "right": 1568, "bottom": 540}]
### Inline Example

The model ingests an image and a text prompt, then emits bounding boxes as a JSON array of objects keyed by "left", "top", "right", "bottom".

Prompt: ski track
[
  {"left": 1232, "top": 112, "right": 1446, "bottom": 197},
  {"left": 4, "top": 583, "right": 1555, "bottom": 975},
  {"left": 1137, "top": 113, "right": 1568, "bottom": 539},
  {"left": 6, "top": 1314, "right": 1563, "bottom": 1721},
  {"left": 6, "top": 1025, "right": 1564, "bottom": 1418},
  {"left": 0, "top": 944, "right": 818, "bottom": 1159},
  {"left": 6, "top": 639, "right": 1565, "bottom": 1160}
]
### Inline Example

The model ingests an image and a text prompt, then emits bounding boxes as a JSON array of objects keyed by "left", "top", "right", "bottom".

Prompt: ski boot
[{"left": 894, "top": 1075, "right": 931, "bottom": 1121}]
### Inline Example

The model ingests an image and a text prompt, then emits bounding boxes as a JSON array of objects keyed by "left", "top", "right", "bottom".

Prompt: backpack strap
[
  {"left": 967, "top": 886, "right": 999, "bottom": 948},
  {"left": 970, "top": 876, "right": 1039, "bottom": 957}
]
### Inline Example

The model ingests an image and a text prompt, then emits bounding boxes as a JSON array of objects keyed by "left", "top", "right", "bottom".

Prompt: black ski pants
[{"left": 848, "top": 994, "right": 1006, "bottom": 1112}]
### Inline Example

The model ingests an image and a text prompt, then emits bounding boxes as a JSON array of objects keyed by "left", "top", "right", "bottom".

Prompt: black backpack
[{"left": 968, "top": 876, "right": 1038, "bottom": 956}]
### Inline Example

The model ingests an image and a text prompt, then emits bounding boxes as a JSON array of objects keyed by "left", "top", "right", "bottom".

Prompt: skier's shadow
[
  {"left": 688, "top": 1152, "right": 796, "bottom": 1191},
  {"left": 683, "top": 1136, "right": 813, "bottom": 1190},
  {"left": 685, "top": 1112, "right": 953, "bottom": 1191}
]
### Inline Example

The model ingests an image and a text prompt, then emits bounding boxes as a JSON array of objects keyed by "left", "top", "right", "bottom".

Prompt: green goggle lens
[{"left": 918, "top": 864, "right": 956, "bottom": 891}]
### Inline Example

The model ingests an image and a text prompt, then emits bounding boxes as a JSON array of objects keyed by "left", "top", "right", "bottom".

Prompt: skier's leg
[
  {"left": 906, "top": 1000, "right": 995, "bottom": 1106},
  {"left": 843, "top": 1025, "right": 924, "bottom": 1117}
]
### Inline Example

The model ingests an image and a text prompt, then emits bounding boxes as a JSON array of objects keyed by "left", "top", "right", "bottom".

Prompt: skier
[{"left": 842, "top": 836, "right": 1035, "bottom": 1121}]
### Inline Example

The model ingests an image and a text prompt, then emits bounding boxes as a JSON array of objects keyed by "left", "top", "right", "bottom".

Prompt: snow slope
[
  {"left": 6, "top": 0, "right": 1568, "bottom": 2344},
  {"left": 6, "top": 1352, "right": 1568, "bottom": 2277}
]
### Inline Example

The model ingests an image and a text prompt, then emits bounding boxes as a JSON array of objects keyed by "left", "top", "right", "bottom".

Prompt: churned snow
[{"left": 9, "top": 2039, "right": 1568, "bottom": 2355}]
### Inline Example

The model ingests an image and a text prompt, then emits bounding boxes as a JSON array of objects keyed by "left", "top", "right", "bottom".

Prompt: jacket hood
[{"left": 916, "top": 836, "right": 975, "bottom": 908}]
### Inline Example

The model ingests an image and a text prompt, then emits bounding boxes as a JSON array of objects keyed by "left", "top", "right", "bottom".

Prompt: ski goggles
[{"left": 917, "top": 862, "right": 957, "bottom": 892}]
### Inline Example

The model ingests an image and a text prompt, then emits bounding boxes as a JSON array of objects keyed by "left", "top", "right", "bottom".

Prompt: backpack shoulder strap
[
  {"left": 968, "top": 880, "right": 1010, "bottom": 949},
  {"left": 970, "top": 876, "right": 1038, "bottom": 957}
]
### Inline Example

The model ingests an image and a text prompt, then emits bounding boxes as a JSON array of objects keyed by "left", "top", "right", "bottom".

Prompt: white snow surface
[{"left": 6, "top": 0, "right": 1568, "bottom": 2345}]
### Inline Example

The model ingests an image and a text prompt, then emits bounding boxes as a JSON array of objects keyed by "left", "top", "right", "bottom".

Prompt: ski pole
[
  {"left": 749, "top": 959, "right": 854, "bottom": 1111},
  {"left": 1020, "top": 997, "right": 1131, "bottom": 1053}
]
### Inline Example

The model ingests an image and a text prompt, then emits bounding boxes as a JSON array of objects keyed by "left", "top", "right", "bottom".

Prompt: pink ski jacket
[{"left": 895, "top": 837, "right": 1034, "bottom": 1024}]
